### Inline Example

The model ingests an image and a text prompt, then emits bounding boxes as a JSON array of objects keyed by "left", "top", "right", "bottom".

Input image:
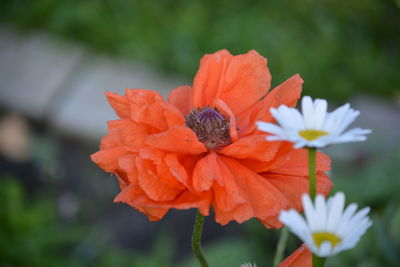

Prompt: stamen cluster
[{"left": 185, "top": 106, "right": 231, "bottom": 149}]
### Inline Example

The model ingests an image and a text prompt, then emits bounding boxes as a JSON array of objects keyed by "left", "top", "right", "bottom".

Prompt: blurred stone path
[
  {"left": 0, "top": 24, "right": 399, "bottom": 147},
  {"left": 0, "top": 25, "right": 186, "bottom": 140}
]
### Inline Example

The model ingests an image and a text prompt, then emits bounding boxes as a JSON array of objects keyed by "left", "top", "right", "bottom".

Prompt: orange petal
[
  {"left": 263, "top": 172, "right": 333, "bottom": 212},
  {"left": 236, "top": 74, "right": 303, "bottom": 137},
  {"left": 213, "top": 157, "right": 289, "bottom": 225},
  {"left": 279, "top": 244, "right": 312, "bottom": 267},
  {"left": 214, "top": 98, "right": 238, "bottom": 142},
  {"left": 168, "top": 85, "right": 193, "bottom": 116},
  {"left": 146, "top": 125, "right": 207, "bottom": 155},
  {"left": 269, "top": 149, "right": 331, "bottom": 176},
  {"left": 192, "top": 50, "right": 271, "bottom": 116},
  {"left": 139, "top": 148, "right": 186, "bottom": 187},
  {"left": 118, "top": 154, "right": 139, "bottom": 184},
  {"left": 212, "top": 158, "right": 247, "bottom": 217},
  {"left": 115, "top": 184, "right": 212, "bottom": 220},
  {"left": 213, "top": 202, "right": 253, "bottom": 225},
  {"left": 136, "top": 156, "right": 184, "bottom": 202},
  {"left": 114, "top": 184, "right": 169, "bottom": 221},
  {"left": 115, "top": 171, "right": 130, "bottom": 190},
  {"left": 106, "top": 92, "right": 130, "bottom": 119},
  {"left": 216, "top": 50, "right": 271, "bottom": 115},
  {"left": 107, "top": 119, "right": 150, "bottom": 151},
  {"left": 99, "top": 130, "right": 121, "bottom": 150},
  {"left": 259, "top": 73, "right": 303, "bottom": 123},
  {"left": 125, "top": 89, "right": 184, "bottom": 131},
  {"left": 220, "top": 134, "right": 281, "bottom": 162},
  {"left": 164, "top": 153, "right": 190, "bottom": 187},
  {"left": 162, "top": 190, "right": 212, "bottom": 216},
  {"left": 192, "top": 50, "right": 233, "bottom": 107},
  {"left": 192, "top": 151, "right": 224, "bottom": 192},
  {"left": 90, "top": 147, "right": 126, "bottom": 172}
]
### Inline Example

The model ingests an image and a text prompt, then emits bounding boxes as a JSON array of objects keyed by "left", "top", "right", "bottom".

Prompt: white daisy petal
[
  {"left": 314, "top": 195, "right": 327, "bottom": 231},
  {"left": 326, "top": 192, "right": 345, "bottom": 231},
  {"left": 294, "top": 140, "right": 307, "bottom": 148},
  {"left": 323, "top": 103, "right": 350, "bottom": 133},
  {"left": 335, "top": 108, "right": 360, "bottom": 135},
  {"left": 302, "top": 194, "right": 319, "bottom": 231},
  {"left": 318, "top": 242, "right": 333, "bottom": 257},
  {"left": 336, "top": 203, "right": 358, "bottom": 236},
  {"left": 279, "top": 210, "right": 310, "bottom": 240},
  {"left": 302, "top": 96, "right": 314, "bottom": 128},
  {"left": 313, "top": 98, "right": 328, "bottom": 129},
  {"left": 256, "top": 122, "right": 285, "bottom": 137},
  {"left": 257, "top": 96, "right": 370, "bottom": 148},
  {"left": 280, "top": 192, "right": 372, "bottom": 258}
]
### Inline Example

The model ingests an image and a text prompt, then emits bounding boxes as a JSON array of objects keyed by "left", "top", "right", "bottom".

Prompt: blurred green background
[
  {"left": 1, "top": 0, "right": 400, "bottom": 266},
  {"left": 2, "top": 0, "right": 400, "bottom": 99}
]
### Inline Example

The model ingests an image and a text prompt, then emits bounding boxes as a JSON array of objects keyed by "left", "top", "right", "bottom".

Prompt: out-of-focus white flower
[
  {"left": 239, "top": 263, "right": 257, "bottom": 267},
  {"left": 257, "top": 96, "right": 371, "bottom": 148},
  {"left": 279, "top": 192, "right": 372, "bottom": 257}
]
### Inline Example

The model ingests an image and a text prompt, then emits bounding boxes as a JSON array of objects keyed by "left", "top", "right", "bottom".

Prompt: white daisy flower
[
  {"left": 279, "top": 192, "right": 372, "bottom": 258},
  {"left": 256, "top": 96, "right": 371, "bottom": 148},
  {"left": 239, "top": 263, "right": 257, "bottom": 267}
]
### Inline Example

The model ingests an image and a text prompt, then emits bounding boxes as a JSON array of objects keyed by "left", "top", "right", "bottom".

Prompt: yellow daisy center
[
  {"left": 312, "top": 232, "right": 341, "bottom": 248},
  {"left": 299, "top": 129, "right": 329, "bottom": 141}
]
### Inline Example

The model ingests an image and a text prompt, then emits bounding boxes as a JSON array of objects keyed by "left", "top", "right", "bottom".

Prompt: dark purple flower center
[{"left": 185, "top": 106, "right": 231, "bottom": 149}]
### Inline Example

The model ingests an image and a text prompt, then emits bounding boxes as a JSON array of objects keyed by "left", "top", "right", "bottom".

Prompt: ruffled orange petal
[
  {"left": 192, "top": 50, "right": 271, "bottom": 116},
  {"left": 214, "top": 98, "right": 238, "bottom": 142},
  {"left": 212, "top": 161, "right": 247, "bottom": 218},
  {"left": 146, "top": 125, "right": 207, "bottom": 155},
  {"left": 279, "top": 244, "right": 312, "bottom": 267},
  {"left": 164, "top": 153, "right": 190, "bottom": 188},
  {"left": 106, "top": 119, "right": 150, "bottom": 152},
  {"left": 125, "top": 89, "right": 184, "bottom": 131},
  {"left": 99, "top": 130, "right": 121, "bottom": 150},
  {"left": 192, "top": 151, "right": 224, "bottom": 192},
  {"left": 220, "top": 135, "right": 281, "bottom": 162},
  {"left": 136, "top": 158, "right": 184, "bottom": 201},
  {"left": 214, "top": 157, "right": 289, "bottom": 225},
  {"left": 91, "top": 147, "right": 126, "bottom": 172},
  {"left": 115, "top": 184, "right": 212, "bottom": 220},
  {"left": 192, "top": 50, "right": 232, "bottom": 108},
  {"left": 264, "top": 172, "right": 333, "bottom": 212},
  {"left": 139, "top": 148, "right": 187, "bottom": 188},
  {"left": 168, "top": 85, "right": 193, "bottom": 116},
  {"left": 106, "top": 91, "right": 131, "bottom": 119},
  {"left": 236, "top": 74, "right": 303, "bottom": 137},
  {"left": 118, "top": 154, "right": 139, "bottom": 184},
  {"left": 114, "top": 184, "right": 169, "bottom": 221},
  {"left": 269, "top": 149, "right": 331, "bottom": 176},
  {"left": 162, "top": 190, "right": 212, "bottom": 216}
]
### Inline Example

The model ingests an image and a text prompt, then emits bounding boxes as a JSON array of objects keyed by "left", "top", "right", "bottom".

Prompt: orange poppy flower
[
  {"left": 91, "top": 49, "right": 332, "bottom": 228},
  {"left": 279, "top": 244, "right": 312, "bottom": 267}
]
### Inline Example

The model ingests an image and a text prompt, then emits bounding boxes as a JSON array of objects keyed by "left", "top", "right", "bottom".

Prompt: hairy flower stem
[
  {"left": 308, "top": 148, "right": 317, "bottom": 200},
  {"left": 273, "top": 226, "right": 290, "bottom": 267},
  {"left": 192, "top": 212, "right": 209, "bottom": 267},
  {"left": 312, "top": 254, "right": 326, "bottom": 267},
  {"left": 308, "top": 148, "right": 326, "bottom": 267}
]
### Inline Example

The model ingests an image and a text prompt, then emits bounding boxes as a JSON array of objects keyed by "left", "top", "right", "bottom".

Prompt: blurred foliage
[
  {"left": 1, "top": 0, "right": 400, "bottom": 99},
  {"left": 0, "top": 177, "right": 176, "bottom": 267},
  {"left": 0, "top": 177, "right": 83, "bottom": 266},
  {"left": 325, "top": 146, "right": 400, "bottom": 267},
  {"left": 180, "top": 237, "right": 255, "bottom": 267}
]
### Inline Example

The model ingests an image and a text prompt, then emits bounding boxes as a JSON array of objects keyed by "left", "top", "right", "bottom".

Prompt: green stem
[
  {"left": 308, "top": 148, "right": 317, "bottom": 200},
  {"left": 273, "top": 226, "right": 290, "bottom": 267},
  {"left": 312, "top": 254, "right": 326, "bottom": 267},
  {"left": 192, "top": 212, "right": 209, "bottom": 267}
]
